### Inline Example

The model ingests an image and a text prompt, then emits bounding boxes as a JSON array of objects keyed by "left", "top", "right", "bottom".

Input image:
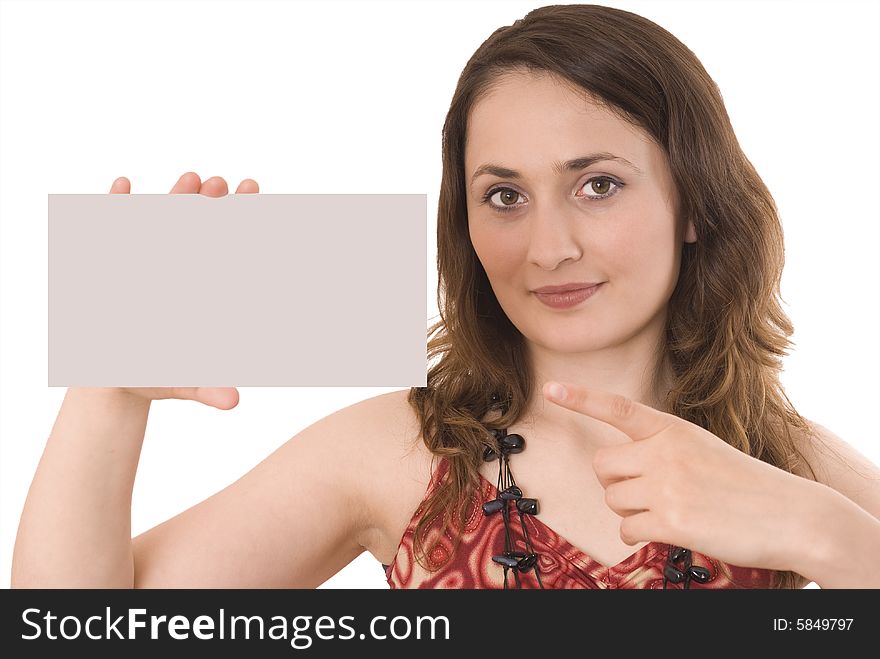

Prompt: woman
[{"left": 12, "top": 4, "right": 880, "bottom": 589}]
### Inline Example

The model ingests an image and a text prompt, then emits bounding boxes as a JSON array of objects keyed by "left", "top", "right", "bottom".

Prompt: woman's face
[{"left": 465, "top": 71, "right": 695, "bottom": 355}]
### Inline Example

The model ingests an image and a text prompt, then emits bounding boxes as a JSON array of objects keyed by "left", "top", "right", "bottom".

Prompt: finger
[
  {"left": 618, "top": 510, "right": 664, "bottom": 546},
  {"left": 110, "top": 177, "right": 131, "bottom": 194},
  {"left": 170, "top": 172, "right": 202, "bottom": 194},
  {"left": 603, "top": 476, "right": 650, "bottom": 518},
  {"left": 173, "top": 387, "right": 239, "bottom": 409},
  {"left": 199, "top": 176, "right": 229, "bottom": 197},
  {"left": 235, "top": 178, "right": 259, "bottom": 194},
  {"left": 592, "top": 443, "right": 646, "bottom": 489},
  {"left": 543, "top": 381, "right": 675, "bottom": 441}
]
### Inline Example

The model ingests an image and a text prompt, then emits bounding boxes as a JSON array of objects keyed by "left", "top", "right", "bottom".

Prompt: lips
[
  {"left": 532, "top": 282, "right": 603, "bottom": 294},
  {"left": 533, "top": 283, "right": 603, "bottom": 309}
]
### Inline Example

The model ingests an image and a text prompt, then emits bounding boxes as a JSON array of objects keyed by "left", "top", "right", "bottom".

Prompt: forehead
[{"left": 465, "top": 71, "right": 656, "bottom": 175}]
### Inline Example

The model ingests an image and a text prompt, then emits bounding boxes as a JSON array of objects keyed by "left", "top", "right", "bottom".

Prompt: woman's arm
[
  {"left": 12, "top": 386, "right": 400, "bottom": 588},
  {"left": 13, "top": 173, "right": 259, "bottom": 587},
  {"left": 791, "top": 483, "right": 880, "bottom": 588},
  {"left": 785, "top": 421, "right": 880, "bottom": 588},
  {"left": 12, "top": 388, "right": 152, "bottom": 587},
  {"left": 13, "top": 172, "right": 387, "bottom": 588}
]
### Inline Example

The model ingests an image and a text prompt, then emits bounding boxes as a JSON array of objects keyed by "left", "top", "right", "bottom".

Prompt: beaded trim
[{"left": 481, "top": 426, "right": 544, "bottom": 589}]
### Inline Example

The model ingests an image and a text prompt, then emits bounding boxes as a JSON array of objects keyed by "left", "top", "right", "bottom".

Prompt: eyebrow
[{"left": 469, "top": 152, "right": 643, "bottom": 187}]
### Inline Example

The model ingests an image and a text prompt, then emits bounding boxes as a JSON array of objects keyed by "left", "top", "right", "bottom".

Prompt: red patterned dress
[{"left": 384, "top": 457, "right": 778, "bottom": 589}]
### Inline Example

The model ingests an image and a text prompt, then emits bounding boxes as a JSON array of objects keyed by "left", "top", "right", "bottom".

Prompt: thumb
[{"left": 177, "top": 387, "right": 240, "bottom": 410}]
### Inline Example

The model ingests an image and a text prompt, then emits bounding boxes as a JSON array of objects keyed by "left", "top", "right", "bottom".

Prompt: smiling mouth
[{"left": 533, "top": 283, "right": 604, "bottom": 309}]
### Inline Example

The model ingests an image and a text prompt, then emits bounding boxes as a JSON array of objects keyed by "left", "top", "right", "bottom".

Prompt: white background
[{"left": 1, "top": 0, "right": 877, "bottom": 589}]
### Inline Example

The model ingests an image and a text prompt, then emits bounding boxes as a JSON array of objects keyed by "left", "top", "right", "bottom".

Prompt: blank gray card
[{"left": 48, "top": 194, "right": 427, "bottom": 386}]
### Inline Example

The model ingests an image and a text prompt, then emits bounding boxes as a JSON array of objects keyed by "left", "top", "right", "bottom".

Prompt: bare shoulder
[
  {"left": 350, "top": 388, "right": 433, "bottom": 478},
  {"left": 348, "top": 389, "right": 438, "bottom": 565},
  {"left": 793, "top": 419, "right": 880, "bottom": 521}
]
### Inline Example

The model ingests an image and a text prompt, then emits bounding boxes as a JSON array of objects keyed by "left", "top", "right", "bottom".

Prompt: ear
[{"left": 684, "top": 219, "right": 697, "bottom": 244}]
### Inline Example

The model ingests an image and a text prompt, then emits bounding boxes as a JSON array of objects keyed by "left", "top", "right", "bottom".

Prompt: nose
[{"left": 525, "top": 200, "right": 583, "bottom": 270}]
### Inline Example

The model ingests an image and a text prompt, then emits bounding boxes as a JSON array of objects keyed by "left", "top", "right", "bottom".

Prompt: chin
[{"left": 529, "top": 327, "right": 606, "bottom": 352}]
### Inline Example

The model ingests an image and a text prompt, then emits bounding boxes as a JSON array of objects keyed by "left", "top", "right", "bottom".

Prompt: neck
[{"left": 516, "top": 316, "right": 674, "bottom": 446}]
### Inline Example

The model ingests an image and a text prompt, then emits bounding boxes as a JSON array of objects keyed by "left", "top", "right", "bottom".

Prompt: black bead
[
  {"left": 688, "top": 565, "right": 712, "bottom": 583},
  {"left": 517, "top": 553, "right": 538, "bottom": 571},
  {"left": 500, "top": 433, "right": 525, "bottom": 454},
  {"left": 663, "top": 564, "right": 685, "bottom": 583},
  {"left": 492, "top": 554, "right": 520, "bottom": 569},
  {"left": 499, "top": 485, "right": 522, "bottom": 500},
  {"left": 482, "top": 498, "right": 504, "bottom": 515},
  {"left": 516, "top": 497, "right": 539, "bottom": 515},
  {"left": 483, "top": 446, "right": 499, "bottom": 462},
  {"left": 670, "top": 547, "right": 691, "bottom": 564}
]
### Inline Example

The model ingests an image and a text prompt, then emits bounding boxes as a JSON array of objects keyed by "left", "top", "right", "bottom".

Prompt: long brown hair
[{"left": 407, "top": 3, "right": 820, "bottom": 589}]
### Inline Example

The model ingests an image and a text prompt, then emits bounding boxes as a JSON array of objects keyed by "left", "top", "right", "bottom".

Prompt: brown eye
[
  {"left": 581, "top": 176, "right": 622, "bottom": 200},
  {"left": 591, "top": 179, "right": 611, "bottom": 195},
  {"left": 482, "top": 187, "right": 524, "bottom": 214},
  {"left": 496, "top": 189, "right": 520, "bottom": 206}
]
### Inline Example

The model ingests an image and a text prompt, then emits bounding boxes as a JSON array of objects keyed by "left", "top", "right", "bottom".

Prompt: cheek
[
  {"left": 606, "top": 209, "right": 680, "bottom": 303},
  {"left": 469, "top": 221, "right": 520, "bottom": 280}
]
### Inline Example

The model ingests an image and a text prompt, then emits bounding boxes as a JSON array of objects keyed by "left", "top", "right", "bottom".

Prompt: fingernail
[{"left": 547, "top": 382, "right": 566, "bottom": 400}]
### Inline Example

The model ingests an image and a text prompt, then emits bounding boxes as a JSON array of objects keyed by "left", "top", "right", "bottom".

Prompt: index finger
[
  {"left": 543, "top": 382, "right": 675, "bottom": 441},
  {"left": 170, "top": 171, "right": 202, "bottom": 194}
]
